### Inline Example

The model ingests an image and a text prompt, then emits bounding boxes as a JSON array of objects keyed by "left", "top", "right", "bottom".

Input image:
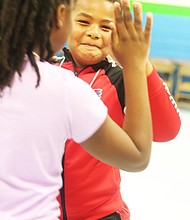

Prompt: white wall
[{"left": 121, "top": 108, "right": 190, "bottom": 220}]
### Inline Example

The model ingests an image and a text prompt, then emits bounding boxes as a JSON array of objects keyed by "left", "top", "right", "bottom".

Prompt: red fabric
[
  {"left": 147, "top": 69, "right": 181, "bottom": 141},
  {"left": 59, "top": 62, "right": 181, "bottom": 219},
  {"left": 63, "top": 65, "right": 127, "bottom": 219},
  {"left": 57, "top": 192, "right": 63, "bottom": 220}
]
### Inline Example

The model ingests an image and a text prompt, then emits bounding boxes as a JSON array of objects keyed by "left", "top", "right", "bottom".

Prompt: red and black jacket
[{"left": 58, "top": 48, "right": 181, "bottom": 220}]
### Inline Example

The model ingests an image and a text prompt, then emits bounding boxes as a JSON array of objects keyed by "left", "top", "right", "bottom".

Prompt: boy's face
[{"left": 68, "top": 0, "right": 114, "bottom": 67}]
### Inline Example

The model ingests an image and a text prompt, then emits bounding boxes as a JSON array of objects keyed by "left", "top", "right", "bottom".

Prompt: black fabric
[
  {"left": 100, "top": 212, "right": 121, "bottom": 220},
  {"left": 60, "top": 48, "right": 125, "bottom": 219},
  {"left": 61, "top": 155, "right": 67, "bottom": 220},
  {"left": 62, "top": 47, "right": 125, "bottom": 110},
  {"left": 104, "top": 62, "right": 125, "bottom": 110}
]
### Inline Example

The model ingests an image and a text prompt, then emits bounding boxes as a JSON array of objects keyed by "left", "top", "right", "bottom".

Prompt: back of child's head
[{"left": 0, "top": 0, "right": 71, "bottom": 92}]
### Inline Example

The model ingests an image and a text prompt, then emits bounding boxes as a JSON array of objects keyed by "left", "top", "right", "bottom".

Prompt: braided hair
[{"left": 0, "top": 0, "right": 71, "bottom": 92}]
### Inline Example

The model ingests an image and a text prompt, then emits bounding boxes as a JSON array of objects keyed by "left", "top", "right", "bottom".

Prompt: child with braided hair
[{"left": 0, "top": 0, "right": 154, "bottom": 219}]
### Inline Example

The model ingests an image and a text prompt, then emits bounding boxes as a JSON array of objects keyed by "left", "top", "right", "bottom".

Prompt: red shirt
[{"left": 59, "top": 49, "right": 181, "bottom": 220}]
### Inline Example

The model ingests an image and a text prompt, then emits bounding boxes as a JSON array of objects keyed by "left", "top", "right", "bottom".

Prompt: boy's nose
[{"left": 86, "top": 25, "right": 101, "bottom": 39}]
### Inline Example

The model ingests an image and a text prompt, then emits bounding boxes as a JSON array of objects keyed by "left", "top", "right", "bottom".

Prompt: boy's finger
[
  {"left": 122, "top": 0, "right": 137, "bottom": 39},
  {"left": 144, "top": 12, "right": 153, "bottom": 41},
  {"left": 114, "top": 1, "right": 129, "bottom": 40},
  {"left": 110, "top": 22, "right": 118, "bottom": 47},
  {"left": 133, "top": 2, "right": 143, "bottom": 33}
]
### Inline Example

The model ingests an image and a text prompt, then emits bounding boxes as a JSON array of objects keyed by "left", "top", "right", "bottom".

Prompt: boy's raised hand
[{"left": 111, "top": 0, "right": 153, "bottom": 69}]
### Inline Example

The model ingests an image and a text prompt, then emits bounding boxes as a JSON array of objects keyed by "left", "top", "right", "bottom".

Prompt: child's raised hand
[{"left": 111, "top": 0, "right": 153, "bottom": 69}]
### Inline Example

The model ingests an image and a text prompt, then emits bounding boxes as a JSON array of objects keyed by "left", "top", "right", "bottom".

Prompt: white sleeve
[{"left": 66, "top": 75, "right": 107, "bottom": 143}]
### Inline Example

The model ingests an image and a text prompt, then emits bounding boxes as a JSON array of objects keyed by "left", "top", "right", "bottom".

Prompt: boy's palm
[{"left": 111, "top": 0, "right": 153, "bottom": 68}]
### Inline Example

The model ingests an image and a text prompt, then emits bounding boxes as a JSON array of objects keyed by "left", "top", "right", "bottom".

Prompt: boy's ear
[{"left": 55, "top": 4, "right": 66, "bottom": 29}]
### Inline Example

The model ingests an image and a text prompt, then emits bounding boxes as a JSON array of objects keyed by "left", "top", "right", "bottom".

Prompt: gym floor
[{"left": 120, "top": 107, "right": 190, "bottom": 220}]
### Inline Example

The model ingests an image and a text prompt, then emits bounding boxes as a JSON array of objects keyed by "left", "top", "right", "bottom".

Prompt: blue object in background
[{"left": 149, "top": 13, "right": 190, "bottom": 61}]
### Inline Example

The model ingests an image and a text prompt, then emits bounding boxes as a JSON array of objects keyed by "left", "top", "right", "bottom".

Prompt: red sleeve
[
  {"left": 57, "top": 192, "right": 63, "bottom": 220},
  {"left": 147, "top": 67, "right": 181, "bottom": 142}
]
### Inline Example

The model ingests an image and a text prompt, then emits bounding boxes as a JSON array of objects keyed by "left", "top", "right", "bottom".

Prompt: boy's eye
[
  {"left": 102, "top": 25, "right": 112, "bottom": 31},
  {"left": 77, "top": 20, "right": 89, "bottom": 25}
]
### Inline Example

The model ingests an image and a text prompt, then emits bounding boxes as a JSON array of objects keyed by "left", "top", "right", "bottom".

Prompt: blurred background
[
  {"left": 121, "top": 108, "right": 190, "bottom": 220},
  {"left": 120, "top": 1, "right": 190, "bottom": 220}
]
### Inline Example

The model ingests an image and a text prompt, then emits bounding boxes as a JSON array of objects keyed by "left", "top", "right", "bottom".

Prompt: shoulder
[
  {"left": 104, "top": 58, "right": 123, "bottom": 83},
  {"left": 38, "top": 60, "right": 74, "bottom": 77}
]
